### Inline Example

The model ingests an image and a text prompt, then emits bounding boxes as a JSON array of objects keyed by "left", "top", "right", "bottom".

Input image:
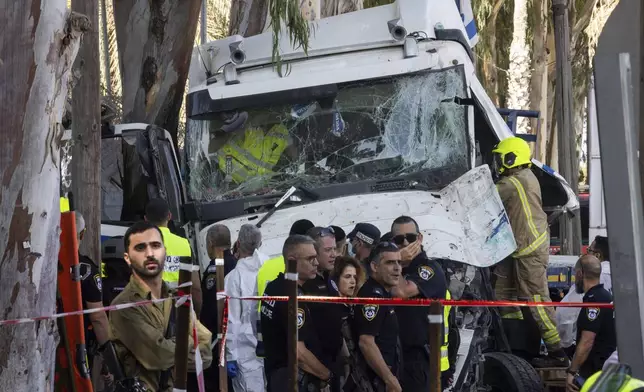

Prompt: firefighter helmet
[{"left": 492, "top": 136, "right": 532, "bottom": 174}]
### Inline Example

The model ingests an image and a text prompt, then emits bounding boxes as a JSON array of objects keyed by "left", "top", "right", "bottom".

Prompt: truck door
[{"left": 101, "top": 124, "right": 185, "bottom": 236}]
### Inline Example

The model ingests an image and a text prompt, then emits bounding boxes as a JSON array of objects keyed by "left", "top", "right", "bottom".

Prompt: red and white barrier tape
[
  {"left": 0, "top": 295, "right": 190, "bottom": 326},
  {"left": 215, "top": 292, "right": 613, "bottom": 308}
]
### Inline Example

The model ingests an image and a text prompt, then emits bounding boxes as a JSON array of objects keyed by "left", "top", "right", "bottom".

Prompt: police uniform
[
  {"left": 79, "top": 254, "right": 103, "bottom": 370},
  {"left": 200, "top": 250, "right": 236, "bottom": 392},
  {"left": 575, "top": 284, "right": 616, "bottom": 378},
  {"left": 353, "top": 278, "right": 401, "bottom": 390},
  {"left": 395, "top": 253, "right": 447, "bottom": 391},
  {"left": 302, "top": 271, "right": 345, "bottom": 391},
  {"left": 261, "top": 273, "right": 322, "bottom": 392}
]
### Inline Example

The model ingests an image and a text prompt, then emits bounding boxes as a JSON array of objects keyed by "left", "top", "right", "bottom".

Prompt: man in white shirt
[
  {"left": 224, "top": 224, "right": 268, "bottom": 391},
  {"left": 555, "top": 236, "right": 612, "bottom": 355}
]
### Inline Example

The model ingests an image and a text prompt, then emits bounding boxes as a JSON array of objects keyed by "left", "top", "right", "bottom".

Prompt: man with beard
[
  {"left": 352, "top": 241, "right": 403, "bottom": 392},
  {"left": 109, "top": 221, "right": 213, "bottom": 392},
  {"left": 565, "top": 255, "right": 616, "bottom": 390}
]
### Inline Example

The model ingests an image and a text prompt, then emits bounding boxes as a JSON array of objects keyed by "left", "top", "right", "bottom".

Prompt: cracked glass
[{"left": 186, "top": 66, "right": 469, "bottom": 201}]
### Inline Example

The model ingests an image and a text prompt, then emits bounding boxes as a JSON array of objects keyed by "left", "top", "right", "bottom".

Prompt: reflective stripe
[
  {"left": 441, "top": 290, "right": 451, "bottom": 371},
  {"left": 508, "top": 177, "right": 540, "bottom": 238},
  {"left": 507, "top": 176, "right": 548, "bottom": 257},
  {"left": 534, "top": 294, "right": 560, "bottom": 345},
  {"left": 501, "top": 310, "right": 525, "bottom": 320},
  {"left": 60, "top": 197, "right": 70, "bottom": 213},
  {"left": 515, "top": 230, "right": 549, "bottom": 257}
]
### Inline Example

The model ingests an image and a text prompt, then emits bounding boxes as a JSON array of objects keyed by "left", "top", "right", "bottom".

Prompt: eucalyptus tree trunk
[
  {"left": 113, "top": 0, "right": 202, "bottom": 148},
  {"left": 507, "top": 0, "right": 531, "bottom": 134},
  {"left": 530, "top": 0, "right": 549, "bottom": 161},
  {"left": 0, "top": 1, "right": 88, "bottom": 390}
]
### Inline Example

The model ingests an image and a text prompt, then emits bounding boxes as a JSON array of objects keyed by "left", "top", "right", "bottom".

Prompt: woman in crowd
[{"left": 331, "top": 256, "right": 365, "bottom": 390}]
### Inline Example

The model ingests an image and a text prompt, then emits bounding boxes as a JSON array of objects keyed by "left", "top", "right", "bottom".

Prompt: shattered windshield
[{"left": 186, "top": 66, "right": 469, "bottom": 201}]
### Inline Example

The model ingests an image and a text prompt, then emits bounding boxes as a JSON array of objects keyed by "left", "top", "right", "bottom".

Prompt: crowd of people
[{"left": 74, "top": 136, "right": 623, "bottom": 392}]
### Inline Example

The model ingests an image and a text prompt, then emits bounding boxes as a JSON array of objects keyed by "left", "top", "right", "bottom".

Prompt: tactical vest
[{"left": 217, "top": 125, "right": 289, "bottom": 184}]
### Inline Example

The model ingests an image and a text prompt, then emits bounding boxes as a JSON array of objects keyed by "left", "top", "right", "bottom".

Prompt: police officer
[
  {"left": 566, "top": 255, "right": 616, "bottom": 391},
  {"left": 347, "top": 223, "right": 381, "bottom": 274},
  {"left": 302, "top": 226, "right": 344, "bottom": 392},
  {"left": 353, "top": 241, "right": 402, "bottom": 392},
  {"left": 261, "top": 235, "right": 332, "bottom": 392},
  {"left": 200, "top": 224, "right": 237, "bottom": 392},
  {"left": 389, "top": 216, "right": 449, "bottom": 391}
]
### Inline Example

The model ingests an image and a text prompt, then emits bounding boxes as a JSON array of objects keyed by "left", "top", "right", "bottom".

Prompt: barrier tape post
[
  {"left": 190, "top": 297, "right": 206, "bottom": 392},
  {"left": 428, "top": 301, "right": 442, "bottom": 392},
  {"left": 215, "top": 253, "right": 228, "bottom": 392},
  {"left": 174, "top": 262, "right": 193, "bottom": 390},
  {"left": 286, "top": 259, "right": 299, "bottom": 392}
]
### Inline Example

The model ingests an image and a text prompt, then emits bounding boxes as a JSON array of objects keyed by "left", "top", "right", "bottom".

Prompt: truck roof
[{"left": 188, "top": 0, "right": 472, "bottom": 91}]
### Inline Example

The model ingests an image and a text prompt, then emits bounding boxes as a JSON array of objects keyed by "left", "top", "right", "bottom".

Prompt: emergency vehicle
[{"left": 96, "top": 1, "right": 580, "bottom": 390}]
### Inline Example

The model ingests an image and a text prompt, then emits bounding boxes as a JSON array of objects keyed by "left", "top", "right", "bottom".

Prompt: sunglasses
[{"left": 392, "top": 233, "right": 418, "bottom": 245}]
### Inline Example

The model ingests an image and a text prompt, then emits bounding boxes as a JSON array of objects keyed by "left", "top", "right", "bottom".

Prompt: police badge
[
  {"left": 587, "top": 307, "right": 600, "bottom": 321},
  {"left": 297, "top": 308, "right": 305, "bottom": 329},
  {"left": 93, "top": 274, "right": 102, "bottom": 292},
  {"left": 418, "top": 265, "right": 434, "bottom": 281},
  {"left": 206, "top": 276, "right": 215, "bottom": 290},
  {"left": 363, "top": 304, "right": 379, "bottom": 321}
]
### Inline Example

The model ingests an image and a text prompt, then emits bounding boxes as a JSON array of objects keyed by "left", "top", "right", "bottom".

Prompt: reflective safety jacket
[
  {"left": 581, "top": 369, "right": 644, "bottom": 392},
  {"left": 158, "top": 226, "right": 192, "bottom": 287},
  {"left": 441, "top": 290, "right": 451, "bottom": 372},
  {"left": 217, "top": 125, "right": 289, "bottom": 184},
  {"left": 496, "top": 168, "right": 549, "bottom": 258}
]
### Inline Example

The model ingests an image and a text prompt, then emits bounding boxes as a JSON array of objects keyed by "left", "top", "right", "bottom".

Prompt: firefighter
[
  {"left": 389, "top": 215, "right": 451, "bottom": 391},
  {"left": 491, "top": 136, "right": 568, "bottom": 367}
]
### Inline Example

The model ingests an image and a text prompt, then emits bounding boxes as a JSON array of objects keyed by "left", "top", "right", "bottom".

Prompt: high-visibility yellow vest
[
  {"left": 216, "top": 125, "right": 289, "bottom": 184},
  {"left": 441, "top": 290, "right": 451, "bottom": 372},
  {"left": 60, "top": 197, "right": 70, "bottom": 213},
  {"left": 256, "top": 255, "right": 285, "bottom": 311},
  {"left": 158, "top": 226, "right": 192, "bottom": 287},
  {"left": 581, "top": 369, "right": 644, "bottom": 392}
]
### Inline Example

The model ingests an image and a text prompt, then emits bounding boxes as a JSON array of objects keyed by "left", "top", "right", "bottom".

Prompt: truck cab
[{"left": 95, "top": 0, "right": 579, "bottom": 390}]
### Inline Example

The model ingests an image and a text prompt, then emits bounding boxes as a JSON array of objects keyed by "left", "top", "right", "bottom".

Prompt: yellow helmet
[{"left": 492, "top": 136, "right": 532, "bottom": 174}]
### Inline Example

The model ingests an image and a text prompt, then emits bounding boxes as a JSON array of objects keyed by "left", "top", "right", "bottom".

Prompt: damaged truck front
[{"left": 176, "top": 0, "right": 580, "bottom": 390}]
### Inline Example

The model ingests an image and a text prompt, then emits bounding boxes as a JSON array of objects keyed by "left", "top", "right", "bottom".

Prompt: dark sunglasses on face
[{"left": 392, "top": 233, "right": 418, "bottom": 245}]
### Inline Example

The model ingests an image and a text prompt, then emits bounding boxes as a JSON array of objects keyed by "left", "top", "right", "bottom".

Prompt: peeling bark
[
  {"left": 228, "top": 0, "right": 269, "bottom": 37},
  {"left": 507, "top": 0, "right": 531, "bottom": 134},
  {"left": 113, "top": 0, "right": 202, "bottom": 148},
  {"left": 321, "top": 0, "right": 363, "bottom": 18},
  {"left": 72, "top": 0, "right": 102, "bottom": 263},
  {"left": 0, "top": 1, "right": 87, "bottom": 390}
]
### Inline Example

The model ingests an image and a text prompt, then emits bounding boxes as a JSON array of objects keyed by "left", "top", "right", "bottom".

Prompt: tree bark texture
[
  {"left": 228, "top": 0, "right": 268, "bottom": 37},
  {"left": 530, "top": 0, "right": 549, "bottom": 162},
  {"left": 321, "top": 0, "right": 363, "bottom": 18},
  {"left": 72, "top": 0, "right": 102, "bottom": 264},
  {"left": 113, "top": 0, "right": 202, "bottom": 148},
  {"left": 507, "top": 0, "right": 531, "bottom": 134},
  {"left": 0, "top": 1, "right": 87, "bottom": 390}
]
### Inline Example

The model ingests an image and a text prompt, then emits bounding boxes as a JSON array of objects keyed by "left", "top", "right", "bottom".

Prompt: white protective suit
[
  {"left": 225, "top": 249, "right": 268, "bottom": 392},
  {"left": 556, "top": 261, "right": 612, "bottom": 348}
]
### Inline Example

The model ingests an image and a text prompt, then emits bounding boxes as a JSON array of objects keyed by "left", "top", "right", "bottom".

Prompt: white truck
[{"left": 99, "top": 0, "right": 579, "bottom": 390}]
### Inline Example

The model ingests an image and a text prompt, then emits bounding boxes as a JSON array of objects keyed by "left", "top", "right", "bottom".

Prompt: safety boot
[{"left": 531, "top": 349, "right": 570, "bottom": 368}]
